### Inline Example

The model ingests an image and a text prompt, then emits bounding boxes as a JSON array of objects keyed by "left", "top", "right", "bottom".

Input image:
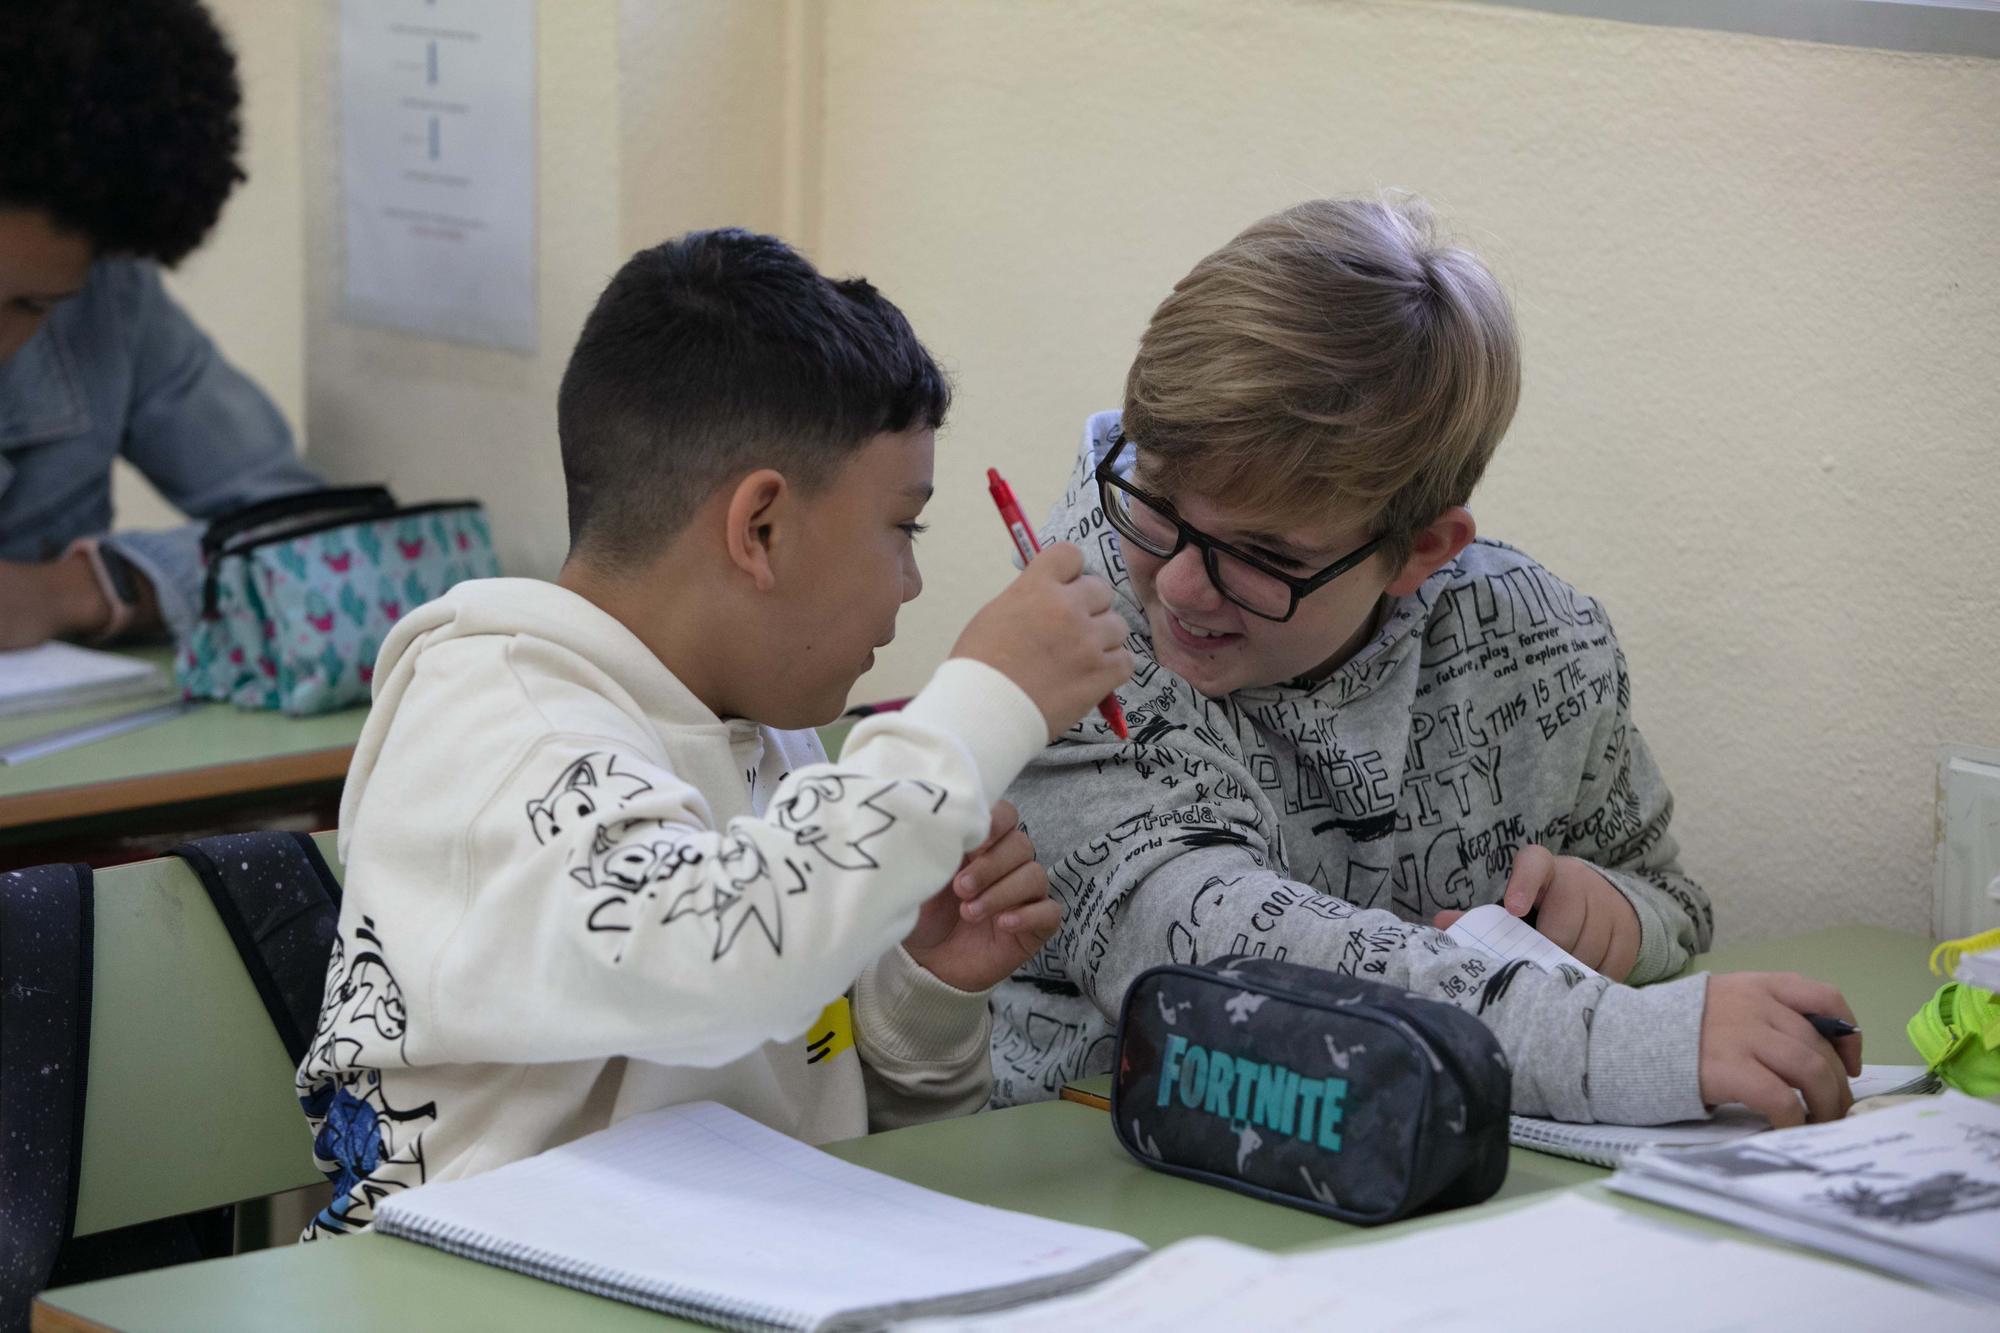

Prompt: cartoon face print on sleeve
[
  {"left": 526, "top": 751, "right": 656, "bottom": 850},
  {"left": 525, "top": 751, "right": 674, "bottom": 945},
  {"left": 527, "top": 749, "right": 955, "bottom": 966}
]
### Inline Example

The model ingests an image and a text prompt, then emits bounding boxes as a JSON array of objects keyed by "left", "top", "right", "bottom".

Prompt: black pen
[{"left": 1805, "top": 1013, "right": 1859, "bottom": 1041}]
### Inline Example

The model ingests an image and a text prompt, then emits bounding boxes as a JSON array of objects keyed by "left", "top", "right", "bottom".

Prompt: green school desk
[
  {"left": 0, "top": 647, "right": 365, "bottom": 869},
  {"left": 31, "top": 926, "right": 1943, "bottom": 1333}
]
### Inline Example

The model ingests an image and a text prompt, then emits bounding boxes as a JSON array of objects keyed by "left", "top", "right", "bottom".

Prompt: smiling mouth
[{"left": 1163, "top": 611, "right": 1241, "bottom": 652}]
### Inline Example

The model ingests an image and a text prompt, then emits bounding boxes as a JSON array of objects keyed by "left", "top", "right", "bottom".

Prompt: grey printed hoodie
[{"left": 992, "top": 412, "right": 1716, "bottom": 1124}]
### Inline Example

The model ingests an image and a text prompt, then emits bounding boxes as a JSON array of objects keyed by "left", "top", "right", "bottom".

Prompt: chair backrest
[{"left": 69, "top": 832, "right": 341, "bottom": 1237}]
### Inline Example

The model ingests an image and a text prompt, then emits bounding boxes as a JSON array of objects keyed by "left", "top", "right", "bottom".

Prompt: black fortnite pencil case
[{"left": 1110, "top": 956, "right": 1512, "bottom": 1225}]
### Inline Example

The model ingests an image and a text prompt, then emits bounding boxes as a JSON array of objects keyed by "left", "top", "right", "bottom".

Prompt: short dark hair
[
  {"left": 558, "top": 229, "right": 951, "bottom": 563},
  {"left": 0, "top": 0, "right": 246, "bottom": 264}
]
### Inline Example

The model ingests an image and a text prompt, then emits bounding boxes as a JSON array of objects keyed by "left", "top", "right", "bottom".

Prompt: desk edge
[
  {"left": 0, "top": 746, "right": 353, "bottom": 829},
  {"left": 31, "top": 1295, "right": 120, "bottom": 1333}
]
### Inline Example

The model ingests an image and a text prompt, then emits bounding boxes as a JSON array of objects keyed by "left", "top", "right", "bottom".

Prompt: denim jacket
[{"left": 0, "top": 258, "right": 321, "bottom": 640}]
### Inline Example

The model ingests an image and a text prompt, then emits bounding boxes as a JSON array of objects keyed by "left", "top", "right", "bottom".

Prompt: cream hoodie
[{"left": 296, "top": 578, "right": 1047, "bottom": 1237}]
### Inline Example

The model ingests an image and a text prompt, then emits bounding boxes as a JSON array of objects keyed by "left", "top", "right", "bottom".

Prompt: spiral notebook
[
  {"left": 1507, "top": 1066, "right": 1941, "bottom": 1168},
  {"left": 369, "top": 1101, "right": 1146, "bottom": 1332}
]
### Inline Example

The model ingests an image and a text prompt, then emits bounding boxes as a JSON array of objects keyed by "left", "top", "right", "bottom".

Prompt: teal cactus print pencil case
[{"left": 179, "top": 487, "right": 500, "bottom": 715}]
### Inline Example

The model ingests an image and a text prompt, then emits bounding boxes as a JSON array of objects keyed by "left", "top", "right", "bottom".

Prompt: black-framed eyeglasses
[{"left": 1095, "top": 434, "right": 1386, "bottom": 623}]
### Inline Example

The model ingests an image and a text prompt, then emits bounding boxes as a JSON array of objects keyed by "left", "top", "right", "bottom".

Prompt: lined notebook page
[
  {"left": 371, "top": 1101, "right": 1145, "bottom": 1332},
  {"left": 0, "top": 643, "right": 162, "bottom": 717},
  {"left": 1444, "top": 903, "right": 1600, "bottom": 982}
]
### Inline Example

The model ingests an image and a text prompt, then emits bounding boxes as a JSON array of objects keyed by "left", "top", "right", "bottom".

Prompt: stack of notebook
[{"left": 0, "top": 642, "right": 163, "bottom": 717}]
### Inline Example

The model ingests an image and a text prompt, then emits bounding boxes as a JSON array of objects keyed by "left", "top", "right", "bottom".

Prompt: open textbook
[
  {"left": 899, "top": 1194, "right": 1996, "bottom": 1332},
  {"left": 1609, "top": 1092, "right": 2000, "bottom": 1303}
]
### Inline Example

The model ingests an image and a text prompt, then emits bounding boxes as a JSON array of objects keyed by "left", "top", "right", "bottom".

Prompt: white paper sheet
[
  {"left": 339, "top": 0, "right": 537, "bottom": 352},
  {"left": 901, "top": 1194, "right": 1996, "bottom": 1331},
  {"left": 1445, "top": 901, "right": 1601, "bottom": 983}
]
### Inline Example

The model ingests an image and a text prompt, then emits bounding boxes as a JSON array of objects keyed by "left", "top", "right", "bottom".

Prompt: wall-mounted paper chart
[{"left": 340, "top": 0, "right": 537, "bottom": 353}]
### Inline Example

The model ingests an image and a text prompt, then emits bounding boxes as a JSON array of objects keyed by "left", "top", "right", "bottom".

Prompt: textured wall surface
[
  {"left": 811, "top": 0, "right": 2000, "bottom": 940},
  {"left": 114, "top": 0, "right": 308, "bottom": 527}
]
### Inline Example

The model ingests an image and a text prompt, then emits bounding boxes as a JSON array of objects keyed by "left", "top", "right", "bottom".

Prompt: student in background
[
  {"left": 296, "top": 229, "right": 1133, "bottom": 1236},
  {"left": 994, "top": 197, "right": 1861, "bottom": 1130},
  {"left": 0, "top": 0, "right": 320, "bottom": 651}
]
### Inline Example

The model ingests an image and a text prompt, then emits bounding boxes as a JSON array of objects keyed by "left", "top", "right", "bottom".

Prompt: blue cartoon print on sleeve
[{"left": 297, "top": 916, "right": 437, "bottom": 1238}]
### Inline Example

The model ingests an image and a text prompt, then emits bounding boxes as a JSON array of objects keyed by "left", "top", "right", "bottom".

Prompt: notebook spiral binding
[
  {"left": 375, "top": 1212, "right": 813, "bottom": 1332},
  {"left": 1506, "top": 1117, "right": 1630, "bottom": 1169}
]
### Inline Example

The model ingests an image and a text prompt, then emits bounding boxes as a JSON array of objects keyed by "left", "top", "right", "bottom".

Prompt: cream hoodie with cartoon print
[{"left": 296, "top": 578, "right": 1047, "bottom": 1237}]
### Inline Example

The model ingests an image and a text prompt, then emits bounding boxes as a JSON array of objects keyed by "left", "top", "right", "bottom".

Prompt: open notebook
[
  {"left": 0, "top": 642, "right": 163, "bottom": 718},
  {"left": 370, "top": 1101, "right": 1146, "bottom": 1332}
]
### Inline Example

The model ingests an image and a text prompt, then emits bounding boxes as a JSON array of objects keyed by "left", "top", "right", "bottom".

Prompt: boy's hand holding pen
[
  {"left": 1698, "top": 973, "right": 1864, "bottom": 1128},
  {"left": 951, "top": 470, "right": 1132, "bottom": 743},
  {"left": 984, "top": 468, "right": 1130, "bottom": 741}
]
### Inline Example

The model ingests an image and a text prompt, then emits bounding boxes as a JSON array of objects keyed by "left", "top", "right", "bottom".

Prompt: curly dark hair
[{"left": 0, "top": 0, "right": 246, "bottom": 264}]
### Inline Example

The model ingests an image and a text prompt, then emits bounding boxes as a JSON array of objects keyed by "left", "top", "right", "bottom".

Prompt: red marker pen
[{"left": 987, "top": 467, "right": 1130, "bottom": 741}]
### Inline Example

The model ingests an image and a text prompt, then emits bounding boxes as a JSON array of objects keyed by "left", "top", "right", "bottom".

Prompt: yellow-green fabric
[{"left": 1908, "top": 982, "right": 2000, "bottom": 1096}]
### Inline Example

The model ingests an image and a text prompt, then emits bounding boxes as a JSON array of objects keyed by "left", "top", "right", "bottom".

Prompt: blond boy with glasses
[{"left": 994, "top": 198, "right": 1861, "bottom": 1133}]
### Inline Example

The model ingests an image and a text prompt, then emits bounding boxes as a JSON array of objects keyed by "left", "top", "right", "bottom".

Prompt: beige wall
[
  {"left": 114, "top": 0, "right": 309, "bottom": 528},
  {"left": 292, "top": 0, "right": 1999, "bottom": 941},
  {"left": 814, "top": 0, "right": 2000, "bottom": 940}
]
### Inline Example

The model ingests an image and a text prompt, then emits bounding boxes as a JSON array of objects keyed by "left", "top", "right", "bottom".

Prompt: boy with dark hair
[
  {"left": 0, "top": 0, "right": 320, "bottom": 648},
  {"left": 297, "top": 229, "right": 1132, "bottom": 1236},
  {"left": 995, "top": 198, "right": 1861, "bottom": 1132}
]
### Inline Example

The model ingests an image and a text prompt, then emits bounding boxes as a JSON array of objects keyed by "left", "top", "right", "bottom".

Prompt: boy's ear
[
  {"left": 1383, "top": 506, "right": 1476, "bottom": 598},
  {"left": 723, "top": 469, "right": 789, "bottom": 592}
]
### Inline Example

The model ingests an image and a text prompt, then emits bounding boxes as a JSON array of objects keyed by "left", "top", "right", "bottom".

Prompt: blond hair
[{"left": 1122, "top": 196, "right": 1520, "bottom": 569}]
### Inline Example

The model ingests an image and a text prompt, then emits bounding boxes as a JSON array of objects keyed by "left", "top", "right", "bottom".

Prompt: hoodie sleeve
[
  {"left": 1009, "top": 731, "right": 1710, "bottom": 1126},
  {"left": 419, "top": 658, "right": 1046, "bottom": 1071},
  {"left": 98, "top": 262, "right": 321, "bottom": 641},
  {"left": 852, "top": 944, "right": 995, "bottom": 1130},
  {"left": 1561, "top": 639, "right": 1715, "bottom": 984}
]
